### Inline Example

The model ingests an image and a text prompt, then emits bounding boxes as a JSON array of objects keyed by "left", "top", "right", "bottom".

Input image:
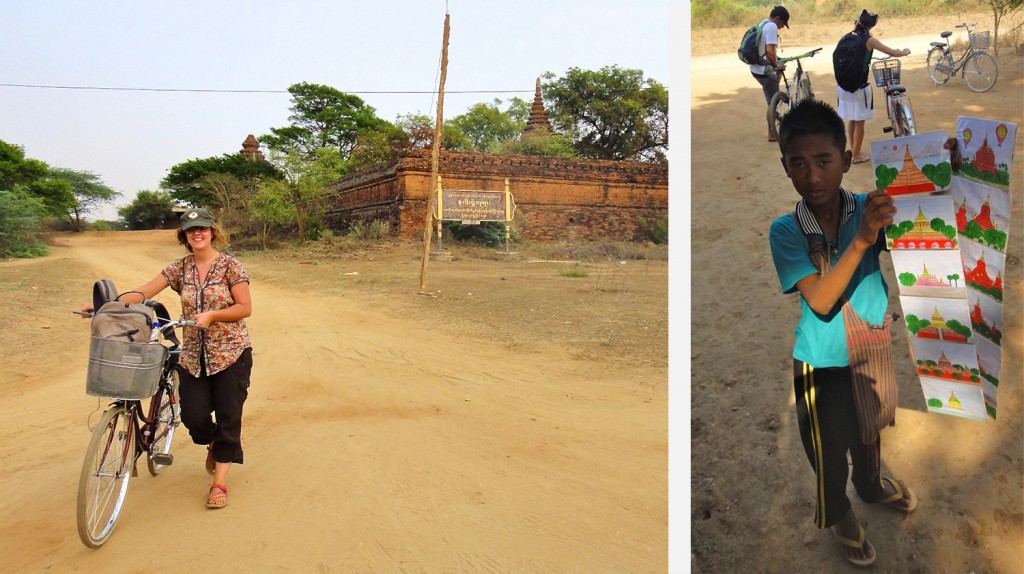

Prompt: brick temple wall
[{"left": 323, "top": 149, "right": 667, "bottom": 241}]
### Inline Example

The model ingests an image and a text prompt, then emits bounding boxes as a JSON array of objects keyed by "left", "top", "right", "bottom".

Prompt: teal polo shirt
[{"left": 769, "top": 190, "right": 889, "bottom": 368}]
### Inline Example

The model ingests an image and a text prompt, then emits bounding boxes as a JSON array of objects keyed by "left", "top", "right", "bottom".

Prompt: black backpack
[
  {"left": 833, "top": 32, "right": 869, "bottom": 92},
  {"left": 738, "top": 20, "right": 768, "bottom": 65}
]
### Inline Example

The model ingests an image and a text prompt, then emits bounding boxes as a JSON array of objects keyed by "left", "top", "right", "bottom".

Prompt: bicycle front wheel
[
  {"left": 77, "top": 405, "right": 135, "bottom": 548},
  {"left": 768, "top": 91, "right": 791, "bottom": 141},
  {"left": 963, "top": 51, "right": 998, "bottom": 92},
  {"left": 926, "top": 48, "right": 952, "bottom": 84},
  {"left": 147, "top": 371, "right": 180, "bottom": 476},
  {"left": 894, "top": 99, "right": 916, "bottom": 137}
]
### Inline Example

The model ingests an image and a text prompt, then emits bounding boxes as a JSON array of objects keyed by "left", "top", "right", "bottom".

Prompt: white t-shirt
[{"left": 749, "top": 19, "right": 780, "bottom": 76}]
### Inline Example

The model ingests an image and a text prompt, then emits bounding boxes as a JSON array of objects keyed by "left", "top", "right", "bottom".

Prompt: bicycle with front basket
[
  {"left": 872, "top": 56, "right": 916, "bottom": 138},
  {"left": 927, "top": 22, "right": 998, "bottom": 93},
  {"left": 768, "top": 47, "right": 824, "bottom": 140},
  {"left": 75, "top": 295, "right": 201, "bottom": 548}
]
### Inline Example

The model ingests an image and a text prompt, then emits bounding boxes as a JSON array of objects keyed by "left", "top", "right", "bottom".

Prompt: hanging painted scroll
[{"left": 871, "top": 117, "right": 1016, "bottom": 422}]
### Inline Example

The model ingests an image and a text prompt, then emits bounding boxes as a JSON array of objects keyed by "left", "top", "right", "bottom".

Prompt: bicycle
[
  {"left": 75, "top": 295, "right": 200, "bottom": 548},
  {"left": 927, "top": 22, "right": 998, "bottom": 93},
  {"left": 768, "top": 47, "right": 824, "bottom": 140},
  {"left": 872, "top": 57, "right": 916, "bottom": 138}
]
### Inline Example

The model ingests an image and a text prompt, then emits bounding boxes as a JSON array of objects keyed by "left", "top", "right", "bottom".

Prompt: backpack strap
[{"left": 92, "top": 279, "right": 118, "bottom": 313}]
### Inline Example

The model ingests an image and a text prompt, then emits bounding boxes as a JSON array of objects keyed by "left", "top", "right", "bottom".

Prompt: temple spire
[
  {"left": 240, "top": 134, "right": 266, "bottom": 161},
  {"left": 522, "top": 78, "right": 552, "bottom": 137}
]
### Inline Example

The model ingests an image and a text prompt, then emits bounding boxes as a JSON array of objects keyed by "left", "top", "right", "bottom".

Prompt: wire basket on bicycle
[
  {"left": 871, "top": 59, "right": 901, "bottom": 87},
  {"left": 969, "top": 30, "right": 991, "bottom": 50},
  {"left": 86, "top": 301, "right": 170, "bottom": 400}
]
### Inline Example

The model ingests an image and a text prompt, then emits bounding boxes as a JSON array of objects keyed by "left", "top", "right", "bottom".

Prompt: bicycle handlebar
[{"left": 778, "top": 47, "right": 823, "bottom": 63}]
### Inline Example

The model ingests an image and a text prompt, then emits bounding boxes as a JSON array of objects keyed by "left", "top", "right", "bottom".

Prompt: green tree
[
  {"left": 963, "top": 220, "right": 983, "bottom": 240},
  {"left": 0, "top": 139, "right": 49, "bottom": 190},
  {"left": 981, "top": 0, "right": 1024, "bottom": 55},
  {"left": 347, "top": 122, "right": 411, "bottom": 172},
  {"left": 446, "top": 98, "right": 530, "bottom": 153},
  {"left": 904, "top": 314, "right": 930, "bottom": 335},
  {"left": 261, "top": 147, "right": 348, "bottom": 240},
  {"left": 875, "top": 164, "right": 899, "bottom": 190},
  {"left": 162, "top": 153, "right": 282, "bottom": 208},
  {"left": 249, "top": 183, "right": 295, "bottom": 248},
  {"left": 542, "top": 66, "right": 667, "bottom": 162},
  {"left": 48, "top": 168, "right": 119, "bottom": 231},
  {"left": 982, "top": 227, "right": 1007, "bottom": 250},
  {"left": 899, "top": 271, "right": 917, "bottom": 286},
  {"left": 948, "top": 273, "right": 960, "bottom": 287},
  {"left": 260, "top": 82, "right": 387, "bottom": 158},
  {"left": 500, "top": 132, "right": 576, "bottom": 157},
  {"left": 119, "top": 190, "right": 177, "bottom": 230},
  {"left": 0, "top": 189, "right": 49, "bottom": 257}
]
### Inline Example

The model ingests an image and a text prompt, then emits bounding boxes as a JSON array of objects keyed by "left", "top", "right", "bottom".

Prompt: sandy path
[
  {"left": 689, "top": 28, "right": 1024, "bottom": 574},
  {"left": 0, "top": 232, "right": 667, "bottom": 572}
]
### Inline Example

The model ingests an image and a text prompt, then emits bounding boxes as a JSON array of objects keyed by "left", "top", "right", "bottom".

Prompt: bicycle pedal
[{"left": 152, "top": 453, "right": 174, "bottom": 466}]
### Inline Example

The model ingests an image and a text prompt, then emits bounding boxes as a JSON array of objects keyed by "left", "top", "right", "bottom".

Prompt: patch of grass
[
  {"left": 559, "top": 266, "right": 589, "bottom": 278},
  {"left": 349, "top": 220, "right": 391, "bottom": 241}
]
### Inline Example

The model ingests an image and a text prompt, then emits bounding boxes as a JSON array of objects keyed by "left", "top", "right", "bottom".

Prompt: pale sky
[{"left": 2, "top": 1, "right": 670, "bottom": 220}]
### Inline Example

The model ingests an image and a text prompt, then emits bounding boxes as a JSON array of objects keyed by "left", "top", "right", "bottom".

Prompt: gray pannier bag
[{"left": 86, "top": 281, "right": 168, "bottom": 400}]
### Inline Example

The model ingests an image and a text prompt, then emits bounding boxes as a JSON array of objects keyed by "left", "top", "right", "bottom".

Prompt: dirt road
[
  {"left": 0, "top": 232, "right": 667, "bottom": 572},
  {"left": 690, "top": 18, "right": 1024, "bottom": 574}
]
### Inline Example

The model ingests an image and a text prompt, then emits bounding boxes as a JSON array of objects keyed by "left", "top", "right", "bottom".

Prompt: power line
[{"left": 0, "top": 82, "right": 531, "bottom": 95}]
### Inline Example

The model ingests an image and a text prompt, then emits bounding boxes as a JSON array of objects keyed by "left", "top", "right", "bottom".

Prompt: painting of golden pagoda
[
  {"left": 888, "top": 145, "right": 937, "bottom": 195},
  {"left": 889, "top": 205, "right": 956, "bottom": 249},
  {"left": 947, "top": 391, "right": 963, "bottom": 410},
  {"left": 871, "top": 133, "right": 952, "bottom": 198}
]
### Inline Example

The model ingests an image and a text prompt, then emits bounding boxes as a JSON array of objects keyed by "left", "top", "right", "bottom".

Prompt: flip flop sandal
[
  {"left": 879, "top": 476, "right": 917, "bottom": 513},
  {"left": 205, "top": 444, "right": 216, "bottom": 476},
  {"left": 833, "top": 524, "right": 877, "bottom": 567},
  {"left": 852, "top": 156, "right": 871, "bottom": 164},
  {"left": 207, "top": 483, "right": 228, "bottom": 509}
]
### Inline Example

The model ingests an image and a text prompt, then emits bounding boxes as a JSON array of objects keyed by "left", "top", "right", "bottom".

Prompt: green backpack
[{"left": 738, "top": 21, "right": 768, "bottom": 65}]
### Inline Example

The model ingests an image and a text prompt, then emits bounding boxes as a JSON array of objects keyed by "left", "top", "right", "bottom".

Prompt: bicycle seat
[
  {"left": 886, "top": 85, "right": 906, "bottom": 96},
  {"left": 941, "top": 31, "right": 952, "bottom": 38},
  {"left": 930, "top": 41, "right": 946, "bottom": 48}
]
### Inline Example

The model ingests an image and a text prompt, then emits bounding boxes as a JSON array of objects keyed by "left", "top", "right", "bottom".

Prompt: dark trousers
[
  {"left": 793, "top": 359, "right": 883, "bottom": 528},
  {"left": 752, "top": 71, "right": 780, "bottom": 105},
  {"left": 177, "top": 348, "right": 252, "bottom": 464}
]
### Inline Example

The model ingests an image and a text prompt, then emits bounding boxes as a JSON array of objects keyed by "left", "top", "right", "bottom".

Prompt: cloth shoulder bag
[{"left": 792, "top": 212, "right": 898, "bottom": 445}]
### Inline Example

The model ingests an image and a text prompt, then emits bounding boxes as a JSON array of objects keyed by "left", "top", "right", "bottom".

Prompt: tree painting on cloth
[
  {"left": 954, "top": 118, "right": 1017, "bottom": 192},
  {"left": 960, "top": 240, "right": 1006, "bottom": 304},
  {"left": 886, "top": 195, "right": 959, "bottom": 250},
  {"left": 919, "top": 376, "right": 987, "bottom": 422},
  {"left": 951, "top": 175, "right": 1011, "bottom": 253},
  {"left": 899, "top": 296, "right": 973, "bottom": 344},
  {"left": 890, "top": 250, "right": 966, "bottom": 297},
  {"left": 870, "top": 132, "right": 951, "bottom": 196}
]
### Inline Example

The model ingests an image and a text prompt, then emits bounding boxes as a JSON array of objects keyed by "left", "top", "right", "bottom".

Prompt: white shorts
[{"left": 837, "top": 85, "right": 874, "bottom": 121}]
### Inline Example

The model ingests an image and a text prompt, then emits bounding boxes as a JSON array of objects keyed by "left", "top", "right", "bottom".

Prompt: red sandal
[{"left": 207, "top": 483, "right": 228, "bottom": 509}]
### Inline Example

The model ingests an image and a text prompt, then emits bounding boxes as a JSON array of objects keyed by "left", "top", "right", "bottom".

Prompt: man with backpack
[
  {"left": 746, "top": 6, "right": 791, "bottom": 142},
  {"left": 833, "top": 10, "right": 911, "bottom": 164}
]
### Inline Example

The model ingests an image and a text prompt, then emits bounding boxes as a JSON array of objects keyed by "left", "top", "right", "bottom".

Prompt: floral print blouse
[{"left": 161, "top": 253, "right": 252, "bottom": 377}]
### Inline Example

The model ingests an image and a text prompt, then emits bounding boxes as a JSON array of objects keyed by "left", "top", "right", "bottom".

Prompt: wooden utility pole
[{"left": 419, "top": 12, "right": 450, "bottom": 291}]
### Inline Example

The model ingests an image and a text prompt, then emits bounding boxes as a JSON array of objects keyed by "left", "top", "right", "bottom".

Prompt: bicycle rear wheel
[
  {"left": 963, "top": 51, "right": 998, "bottom": 92},
  {"left": 926, "top": 48, "right": 952, "bottom": 84},
  {"left": 894, "top": 99, "right": 916, "bottom": 137},
  {"left": 147, "top": 371, "right": 180, "bottom": 476},
  {"left": 768, "top": 91, "right": 791, "bottom": 142},
  {"left": 77, "top": 405, "right": 135, "bottom": 548}
]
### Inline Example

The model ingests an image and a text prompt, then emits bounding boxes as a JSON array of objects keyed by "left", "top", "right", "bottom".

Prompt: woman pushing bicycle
[
  {"left": 834, "top": 9, "right": 912, "bottom": 164},
  {"left": 82, "top": 208, "right": 253, "bottom": 509}
]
